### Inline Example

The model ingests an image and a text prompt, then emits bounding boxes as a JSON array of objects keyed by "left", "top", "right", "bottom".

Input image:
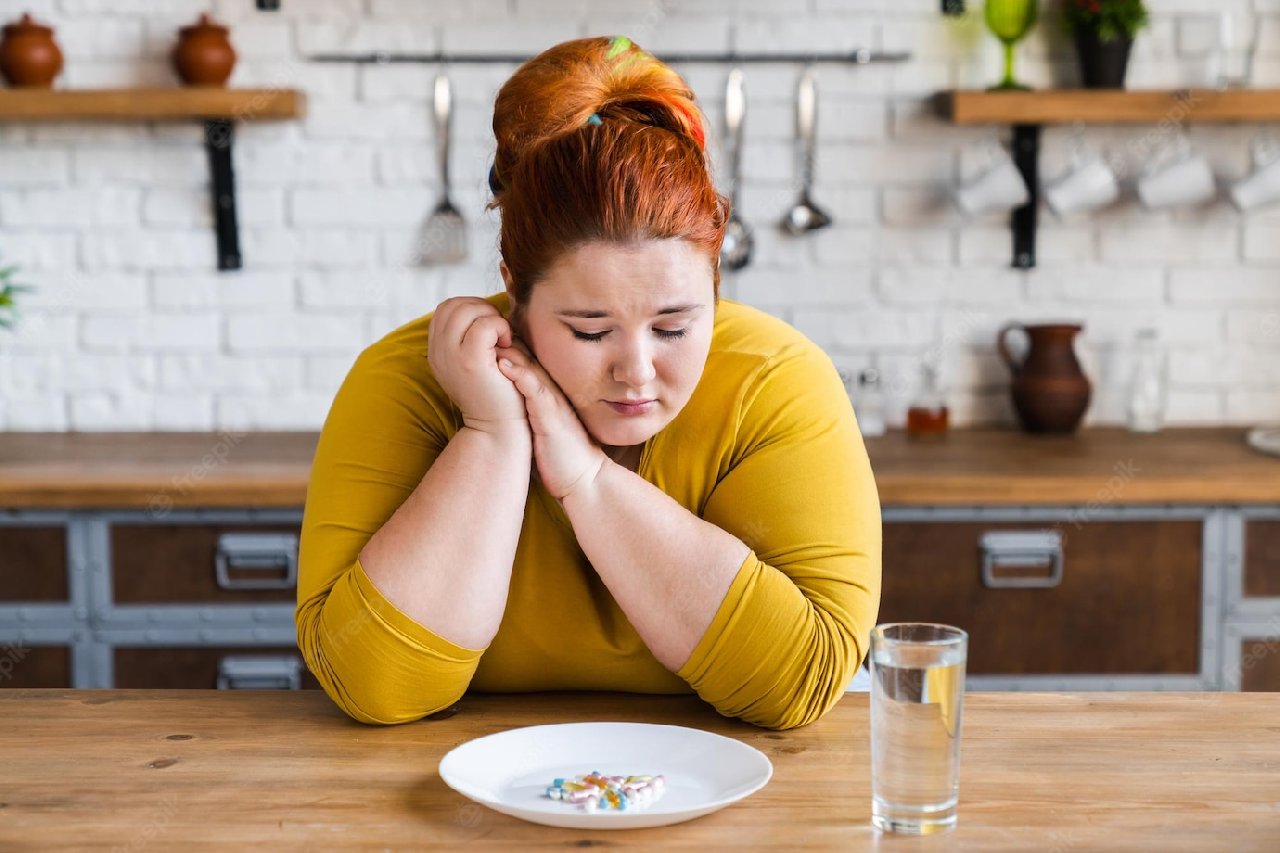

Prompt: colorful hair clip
[{"left": 606, "top": 36, "right": 632, "bottom": 60}]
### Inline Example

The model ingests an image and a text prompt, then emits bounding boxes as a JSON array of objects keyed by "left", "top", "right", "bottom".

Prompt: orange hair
[{"left": 486, "top": 36, "right": 727, "bottom": 305}]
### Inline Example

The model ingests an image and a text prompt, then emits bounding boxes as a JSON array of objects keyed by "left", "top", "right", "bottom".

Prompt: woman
[{"left": 296, "top": 36, "right": 881, "bottom": 731}]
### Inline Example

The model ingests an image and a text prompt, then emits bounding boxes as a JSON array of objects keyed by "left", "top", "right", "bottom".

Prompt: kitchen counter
[
  {"left": 0, "top": 427, "right": 1273, "bottom": 508},
  {"left": 1, "top": 689, "right": 1277, "bottom": 849}
]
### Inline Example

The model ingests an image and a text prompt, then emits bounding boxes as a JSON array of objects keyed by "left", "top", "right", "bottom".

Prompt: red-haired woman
[{"left": 296, "top": 37, "right": 881, "bottom": 730}]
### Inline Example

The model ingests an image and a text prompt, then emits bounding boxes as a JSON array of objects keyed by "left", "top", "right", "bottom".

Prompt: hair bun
[{"left": 489, "top": 36, "right": 708, "bottom": 197}]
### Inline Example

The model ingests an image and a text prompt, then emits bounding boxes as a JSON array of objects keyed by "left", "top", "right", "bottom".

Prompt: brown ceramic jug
[
  {"left": 997, "top": 322, "right": 1091, "bottom": 434},
  {"left": 171, "top": 13, "right": 236, "bottom": 87},
  {"left": 0, "top": 13, "right": 63, "bottom": 88}
]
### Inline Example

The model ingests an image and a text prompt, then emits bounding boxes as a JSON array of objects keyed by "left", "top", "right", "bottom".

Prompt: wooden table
[{"left": 2, "top": 690, "right": 1277, "bottom": 850}]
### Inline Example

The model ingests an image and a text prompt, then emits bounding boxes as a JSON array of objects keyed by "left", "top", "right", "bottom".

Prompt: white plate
[
  {"left": 1247, "top": 425, "right": 1280, "bottom": 458},
  {"left": 438, "top": 722, "right": 772, "bottom": 829}
]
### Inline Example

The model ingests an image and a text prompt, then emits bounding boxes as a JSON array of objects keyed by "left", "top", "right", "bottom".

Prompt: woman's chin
[{"left": 585, "top": 414, "right": 660, "bottom": 448}]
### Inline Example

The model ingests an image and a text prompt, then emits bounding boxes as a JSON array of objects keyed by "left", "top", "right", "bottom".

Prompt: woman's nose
[{"left": 612, "top": 340, "right": 657, "bottom": 387}]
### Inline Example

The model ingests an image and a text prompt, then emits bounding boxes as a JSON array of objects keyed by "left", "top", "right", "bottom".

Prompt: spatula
[{"left": 420, "top": 72, "right": 467, "bottom": 265}]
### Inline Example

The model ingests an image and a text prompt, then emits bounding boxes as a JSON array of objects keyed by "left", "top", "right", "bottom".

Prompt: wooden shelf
[
  {"left": 0, "top": 87, "right": 305, "bottom": 121},
  {"left": 939, "top": 88, "right": 1280, "bottom": 125},
  {"left": 0, "top": 88, "right": 306, "bottom": 271}
]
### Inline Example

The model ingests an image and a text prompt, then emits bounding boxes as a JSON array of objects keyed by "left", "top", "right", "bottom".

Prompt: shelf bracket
[
  {"left": 1010, "top": 123, "right": 1040, "bottom": 269},
  {"left": 204, "top": 118, "right": 242, "bottom": 271}
]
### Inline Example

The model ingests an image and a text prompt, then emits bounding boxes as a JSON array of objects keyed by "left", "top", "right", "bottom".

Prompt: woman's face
[{"left": 502, "top": 239, "right": 716, "bottom": 449}]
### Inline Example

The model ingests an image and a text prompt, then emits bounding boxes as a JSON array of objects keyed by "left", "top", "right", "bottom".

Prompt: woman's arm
[
  {"left": 297, "top": 298, "right": 534, "bottom": 725},
  {"left": 357, "top": 424, "right": 531, "bottom": 650},
  {"left": 560, "top": 463, "right": 749, "bottom": 672},
  {"left": 561, "top": 346, "right": 881, "bottom": 731}
]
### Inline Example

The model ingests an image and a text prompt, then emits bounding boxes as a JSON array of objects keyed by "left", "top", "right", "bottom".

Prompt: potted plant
[
  {"left": 0, "top": 259, "right": 33, "bottom": 331},
  {"left": 1061, "top": 0, "right": 1150, "bottom": 89}
]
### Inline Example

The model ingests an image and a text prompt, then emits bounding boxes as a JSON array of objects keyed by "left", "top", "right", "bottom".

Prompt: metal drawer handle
[
  {"left": 980, "top": 530, "right": 1063, "bottom": 589},
  {"left": 214, "top": 532, "right": 298, "bottom": 590},
  {"left": 217, "top": 654, "right": 302, "bottom": 690}
]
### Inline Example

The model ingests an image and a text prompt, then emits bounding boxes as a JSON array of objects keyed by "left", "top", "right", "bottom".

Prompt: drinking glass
[
  {"left": 1213, "top": 8, "right": 1259, "bottom": 88},
  {"left": 985, "top": 0, "right": 1039, "bottom": 90},
  {"left": 870, "top": 622, "right": 968, "bottom": 835}
]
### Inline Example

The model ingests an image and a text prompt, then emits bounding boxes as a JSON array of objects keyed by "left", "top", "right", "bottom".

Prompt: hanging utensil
[
  {"left": 781, "top": 66, "right": 832, "bottom": 235},
  {"left": 420, "top": 71, "right": 467, "bottom": 265},
  {"left": 719, "top": 67, "right": 753, "bottom": 272}
]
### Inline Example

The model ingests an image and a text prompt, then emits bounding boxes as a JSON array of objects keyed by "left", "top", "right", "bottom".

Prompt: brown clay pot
[
  {"left": 0, "top": 13, "right": 64, "bottom": 88},
  {"left": 171, "top": 13, "right": 236, "bottom": 87},
  {"left": 997, "top": 322, "right": 1092, "bottom": 434}
]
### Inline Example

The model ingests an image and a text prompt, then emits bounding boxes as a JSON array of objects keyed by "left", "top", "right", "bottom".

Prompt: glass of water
[{"left": 870, "top": 622, "right": 968, "bottom": 835}]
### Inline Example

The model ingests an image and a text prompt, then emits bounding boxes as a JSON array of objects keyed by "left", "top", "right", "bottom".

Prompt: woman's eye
[{"left": 571, "top": 328, "right": 687, "bottom": 342}]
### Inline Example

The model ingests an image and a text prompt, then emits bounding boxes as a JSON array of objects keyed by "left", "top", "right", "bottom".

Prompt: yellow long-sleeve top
[{"left": 296, "top": 292, "right": 881, "bottom": 730}]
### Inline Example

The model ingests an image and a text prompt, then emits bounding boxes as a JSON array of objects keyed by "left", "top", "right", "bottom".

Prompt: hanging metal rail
[{"left": 308, "top": 50, "right": 911, "bottom": 65}]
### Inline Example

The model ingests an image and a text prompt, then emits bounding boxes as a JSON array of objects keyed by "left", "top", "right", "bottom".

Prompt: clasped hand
[
  {"left": 496, "top": 337, "right": 608, "bottom": 502},
  {"left": 424, "top": 297, "right": 607, "bottom": 502}
]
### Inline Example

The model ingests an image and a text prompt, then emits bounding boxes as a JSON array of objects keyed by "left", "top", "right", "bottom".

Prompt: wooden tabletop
[
  {"left": 0, "top": 427, "right": 1275, "bottom": 508},
  {"left": 1, "top": 689, "right": 1278, "bottom": 850},
  {"left": 867, "top": 426, "right": 1280, "bottom": 505}
]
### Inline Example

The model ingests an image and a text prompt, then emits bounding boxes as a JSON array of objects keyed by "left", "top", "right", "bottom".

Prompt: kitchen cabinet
[
  {"left": 1, "top": 429, "right": 1277, "bottom": 693},
  {"left": 1220, "top": 507, "right": 1280, "bottom": 691},
  {"left": 880, "top": 513, "right": 1204, "bottom": 679}
]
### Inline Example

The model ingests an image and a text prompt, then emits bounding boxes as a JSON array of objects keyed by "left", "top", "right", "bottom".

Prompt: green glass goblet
[{"left": 985, "top": 0, "right": 1039, "bottom": 90}]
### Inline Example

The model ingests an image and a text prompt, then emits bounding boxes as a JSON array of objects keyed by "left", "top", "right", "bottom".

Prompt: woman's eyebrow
[{"left": 555, "top": 304, "right": 704, "bottom": 319}]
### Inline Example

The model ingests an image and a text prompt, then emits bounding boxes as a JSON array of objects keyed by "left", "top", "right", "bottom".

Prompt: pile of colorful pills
[{"left": 544, "top": 771, "right": 666, "bottom": 813}]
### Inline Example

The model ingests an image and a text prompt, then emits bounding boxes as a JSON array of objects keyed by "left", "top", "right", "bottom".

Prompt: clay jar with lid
[
  {"left": 0, "top": 12, "right": 64, "bottom": 88},
  {"left": 171, "top": 13, "right": 236, "bottom": 86}
]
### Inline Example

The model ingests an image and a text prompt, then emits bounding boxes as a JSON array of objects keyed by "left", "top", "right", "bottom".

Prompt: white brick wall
[{"left": 0, "top": 0, "right": 1277, "bottom": 430}]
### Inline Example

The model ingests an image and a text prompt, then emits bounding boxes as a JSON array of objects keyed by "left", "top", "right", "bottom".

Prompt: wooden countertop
[
  {"left": 2, "top": 689, "right": 1277, "bottom": 849},
  {"left": 0, "top": 427, "right": 1275, "bottom": 509}
]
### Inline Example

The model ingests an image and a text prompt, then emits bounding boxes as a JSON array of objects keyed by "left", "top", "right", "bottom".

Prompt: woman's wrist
[{"left": 459, "top": 418, "right": 533, "bottom": 447}]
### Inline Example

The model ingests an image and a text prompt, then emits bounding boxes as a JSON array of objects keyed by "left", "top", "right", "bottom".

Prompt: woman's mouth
[{"left": 605, "top": 399, "right": 657, "bottom": 416}]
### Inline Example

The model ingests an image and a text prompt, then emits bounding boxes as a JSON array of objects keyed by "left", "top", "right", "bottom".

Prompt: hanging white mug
[
  {"left": 1228, "top": 134, "right": 1280, "bottom": 212},
  {"left": 1136, "top": 135, "right": 1216, "bottom": 210},
  {"left": 1044, "top": 138, "right": 1119, "bottom": 217},
  {"left": 953, "top": 138, "right": 1029, "bottom": 218}
]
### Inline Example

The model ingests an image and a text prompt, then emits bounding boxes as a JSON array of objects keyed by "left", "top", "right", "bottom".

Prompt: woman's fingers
[
  {"left": 497, "top": 356, "right": 541, "bottom": 396},
  {"left": 434, "top": 297, "right": 502, "bottom": 353},
  {"left": 461, "top": 315, "right": 513, "bottom": 360}
]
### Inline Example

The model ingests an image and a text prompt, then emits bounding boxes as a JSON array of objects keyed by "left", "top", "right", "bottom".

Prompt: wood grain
[
  {"left": 938, "top": 88, "right": 1280, "bottom": 125},
  {"left": 0, "top": 431, "right": 317, "bottom": 508},
  {"left": 865, "top": 427, "right": 1280, "bottom": 505},
  {"left": 0, "top": 427, "right": 1275, "bottom": 507},
  {"left": 1, "top": 690, "right": 1278, "bottom": 850},
  {"left": 0, "top": 88, "right": 304, "bottom": 121}
]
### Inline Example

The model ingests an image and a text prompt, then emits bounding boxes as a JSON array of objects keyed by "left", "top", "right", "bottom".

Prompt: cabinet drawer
[
  {"left": 880, "top": 519, "right": 1202, "bottom": 676},
  {"left": 0, "top": 644, "right": 72, "bottom": 688},
  {"left": 1237, "top": 637, "right": 1280, "bottom": 692},
  {"left": 1243, "top": 519, "right": 1280, "bottom": 599},
  {"left": 113, "top": 647, "right": 321, "bottom": 690},
  {"left": 0, "top": 525, "right": 69, "bottom": 603},
  {"left": 111, "top": 523, "right": 300, "bottom": 604}
]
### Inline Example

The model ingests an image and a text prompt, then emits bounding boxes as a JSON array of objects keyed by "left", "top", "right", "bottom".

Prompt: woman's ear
[
  {"left": 499, "top": 260, "right": 525, "bottom": 334},
  {"left": 499, "top": 259, "right": 515, "bottom": 298}
]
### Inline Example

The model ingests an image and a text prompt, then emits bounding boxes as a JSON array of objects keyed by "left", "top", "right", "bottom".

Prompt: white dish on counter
[{"left": 1246, "top": 425, "right": 1280, "bottom": 458}]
